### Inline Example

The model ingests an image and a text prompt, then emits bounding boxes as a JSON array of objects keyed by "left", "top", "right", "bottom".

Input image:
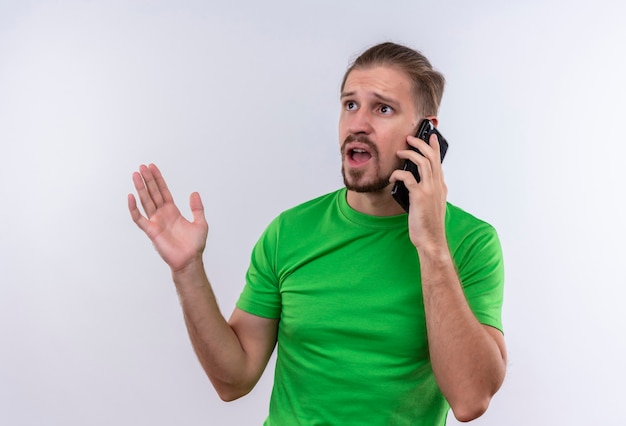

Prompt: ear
[{"left": 425, "top": 116, "right": 439, "bottom": 127}]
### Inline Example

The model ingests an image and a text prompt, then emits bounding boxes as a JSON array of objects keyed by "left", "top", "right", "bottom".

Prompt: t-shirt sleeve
[
  {"left": 455, "top": 224, "right": 505, "bottom": 332},
  {"left": 236, "top": 217, "right": 282, "bottom": 319}
]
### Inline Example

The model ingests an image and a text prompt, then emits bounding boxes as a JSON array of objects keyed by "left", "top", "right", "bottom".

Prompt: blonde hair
[{"left": 341, "top": 42, "right": 445, "bottom": 117}]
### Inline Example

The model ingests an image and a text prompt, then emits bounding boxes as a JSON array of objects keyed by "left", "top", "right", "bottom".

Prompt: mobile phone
[{"left": 391, "top": 119, "right": 449, "bottom": 212}]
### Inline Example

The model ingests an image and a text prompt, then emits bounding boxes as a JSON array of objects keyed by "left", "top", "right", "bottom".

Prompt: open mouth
[{"left": 347, "top": 147, "right": 373, "bottom": 166}]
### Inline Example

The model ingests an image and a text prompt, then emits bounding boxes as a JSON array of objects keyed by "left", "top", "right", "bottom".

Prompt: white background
[{"left": 1, "top": 0, "right": 625, "bottom": 424}]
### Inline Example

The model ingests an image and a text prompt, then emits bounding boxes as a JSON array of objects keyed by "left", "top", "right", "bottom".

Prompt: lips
[
  {"left": 343, "top": 137, "right": 376, "bottom": 168},
  {"left": 350, "top": 148, "right": 372, "bottom": 164}
]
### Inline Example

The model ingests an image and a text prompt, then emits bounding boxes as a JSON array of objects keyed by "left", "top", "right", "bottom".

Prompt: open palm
[{"left": 128, "top": 164, "right": 208, "bottom": 272}]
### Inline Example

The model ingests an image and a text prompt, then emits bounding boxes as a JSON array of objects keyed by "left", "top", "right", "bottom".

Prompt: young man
[{"left": 128, "top": 42, "right": 506, "bottom": 425}]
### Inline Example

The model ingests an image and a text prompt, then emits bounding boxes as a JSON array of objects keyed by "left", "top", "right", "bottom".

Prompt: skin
[{"left": 129, "top": 64, "right": 506, "bottom": 421}]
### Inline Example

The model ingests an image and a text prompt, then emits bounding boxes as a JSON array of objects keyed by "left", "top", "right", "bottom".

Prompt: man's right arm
[
  {"left": 173, "top": 258, "right": 277, "bottom": 401},
  {"left": 128, "top": 164, "right": 277, "bottom": 401}
]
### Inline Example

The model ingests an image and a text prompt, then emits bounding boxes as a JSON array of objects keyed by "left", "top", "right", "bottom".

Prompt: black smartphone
[{"left": 391, "top": 119, "right": 449, "bottom": 212}]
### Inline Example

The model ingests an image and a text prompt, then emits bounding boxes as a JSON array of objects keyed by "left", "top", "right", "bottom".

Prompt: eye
[
  {"left": 379, "top": 104, "right": 393, "bottom": 114},
  {"left": 345, "top": 101, "right": 358, "bottom": 111}
]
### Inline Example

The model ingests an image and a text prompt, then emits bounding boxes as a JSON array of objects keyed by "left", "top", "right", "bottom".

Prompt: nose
[{"left": 346, "top": 108, "right": 373, "bottom": 135}]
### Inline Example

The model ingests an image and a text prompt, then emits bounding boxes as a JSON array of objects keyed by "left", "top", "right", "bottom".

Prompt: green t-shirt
[{"left": 237, "top": 188, "right": 504, "bottom": 425}]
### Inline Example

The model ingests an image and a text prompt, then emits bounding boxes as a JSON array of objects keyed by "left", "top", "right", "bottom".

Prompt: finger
[
  {"left": 407, "top": 135, "right": 437, "bottom": 161},
  {"left": 132, "top": 169, "right": 157, "bottom": 217},
  {"left": 396, "top": 148, "right": 433, "bottom": 182},
  {"left": 127, "top": 193, "right": 150, "bottom": 232},
  {"left": 149, "top": 163, "right": 174, "bottom": 204},
  {"left": 390, "top": 169, "right": 419, "bottom": 188},
  {"left": 428, "top": 133, "right": 445, "bottom": 181},
  {"left": 140, "top": 164, "right": 165, "bottom": 209},
  {"left": 428, "top": 132, "right": 441, "bottom": 156},
  {"left": 405, "top": 134, "right": 443, "bottom": 183},
  {"left": 189, "top": 192, "right": 208, "bottom": 227}
]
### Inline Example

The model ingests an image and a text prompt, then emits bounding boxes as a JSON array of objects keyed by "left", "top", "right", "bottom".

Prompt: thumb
[{"left": 189, "top": 192, "right": 207, "bottom": 225}]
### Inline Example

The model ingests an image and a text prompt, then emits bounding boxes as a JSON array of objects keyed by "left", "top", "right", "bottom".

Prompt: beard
[
  {"left": 340, "top": 135, "right": 404, "bottom": 193},
  {"left": 342, "top": 167, "right": 393, "bottom": 193}
]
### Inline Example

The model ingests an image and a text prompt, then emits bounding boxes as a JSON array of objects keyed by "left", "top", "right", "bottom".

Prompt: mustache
[{"left": 341, "top": 134, "right": 378, "bottom": 156}]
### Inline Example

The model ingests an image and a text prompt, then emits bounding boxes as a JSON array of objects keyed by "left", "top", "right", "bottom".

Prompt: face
[{"left": 339, "top": 66, "right": 420, "bottom": 193}]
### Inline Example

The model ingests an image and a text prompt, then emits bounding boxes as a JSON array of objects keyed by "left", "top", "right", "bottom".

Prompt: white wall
[{"left": 1, "top": 1, "right": 624, "bottom": 424}]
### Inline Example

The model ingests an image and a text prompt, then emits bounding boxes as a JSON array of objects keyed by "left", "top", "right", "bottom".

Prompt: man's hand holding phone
[{"left": 390, "top": 121, "right": 449, "bottom": 253}]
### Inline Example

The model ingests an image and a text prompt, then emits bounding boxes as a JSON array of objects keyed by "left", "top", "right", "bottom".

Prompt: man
[{"left": 128, "top": 42, "right": 506, "bottom": 425}]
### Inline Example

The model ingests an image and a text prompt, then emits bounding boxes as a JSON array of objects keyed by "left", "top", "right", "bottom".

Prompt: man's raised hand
[{"left": 128, "top": 164, "right": 209, "bottom": 273}]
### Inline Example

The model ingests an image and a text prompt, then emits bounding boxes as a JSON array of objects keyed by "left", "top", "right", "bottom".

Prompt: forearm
[
  {"left": 172, "top": 258, "right": 252, "bottom": 400},
  {"left": 420, "top": 247, "right": 506, "bottom": 422}
]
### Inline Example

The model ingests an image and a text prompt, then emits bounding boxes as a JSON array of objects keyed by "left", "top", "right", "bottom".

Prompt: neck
[{"left": 346, "top": 185, "right": 406, "bottom": 216}]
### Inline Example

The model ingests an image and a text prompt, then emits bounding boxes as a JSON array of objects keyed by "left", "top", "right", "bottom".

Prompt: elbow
[
  {"left": 450, "top": 396, "right": 491, "bottom": 422},
  {"left": 448, "top": 376, "right": 505, "bottom": 422},
  {"left": 448, "top": 378, "right": 503, "bottom": 422},
  {"left": 448, "top": 374, "right": 502, "bottom": 423},
  {"left": 212, "top": 379, "right": 254, "bottom": 402},
  {"left": 451, "top": 359, "right": 507, "bottom": 421},
  {"left": 217, "top": 390, "right": 246, "bottom": 403},
  {"left": 215, "top": 387, "right": 250, "bottom": 402},
  {"left": 204, "top": 362, "right": 261, "bottom": 402}
]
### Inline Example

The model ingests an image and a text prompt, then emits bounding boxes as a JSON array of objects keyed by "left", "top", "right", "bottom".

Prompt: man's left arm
[
  {"left": 391, "top": 133, "right": 507, "bottom": 423},
  {"left": 419, "top": 249, "right": 506, "bottom": 422}
]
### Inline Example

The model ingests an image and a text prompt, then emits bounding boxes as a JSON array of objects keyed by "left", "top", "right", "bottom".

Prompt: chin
[{"left": 343, "top": 173, "right": 393, "bottom": 193}]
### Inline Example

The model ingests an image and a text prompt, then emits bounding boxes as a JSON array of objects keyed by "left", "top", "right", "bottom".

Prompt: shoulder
[
  {"left": 445, "top": 202, "right": 502, "bottom": 260},
  {"left": 272, "top": 189, "right": 343, "bottom": 226},
  {"left": 445, "top": 202, "right": 497, "bottom": 236},
  {"left": 283, "top": 189, "right": 342, "bottom": 215}
]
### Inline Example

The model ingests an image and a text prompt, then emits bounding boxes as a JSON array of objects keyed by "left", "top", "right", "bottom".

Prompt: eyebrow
[{"left": 340, "top": 90, "right": 398, "bottom": 106}]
